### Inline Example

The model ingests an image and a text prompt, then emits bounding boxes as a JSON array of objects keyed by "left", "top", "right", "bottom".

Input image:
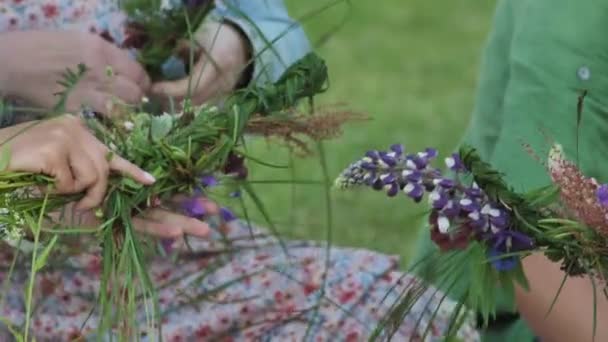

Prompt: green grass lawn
[{"left": 243, "top": 0, "right": 496, "bottom": 264}]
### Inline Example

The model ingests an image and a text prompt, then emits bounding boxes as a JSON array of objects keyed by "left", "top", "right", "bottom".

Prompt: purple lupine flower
[
  {"left": 435, "top": 178, "right": 455, "bottom": 189},
  {"left": 379, "top": 151, "right": 397, "bottom": 167},
  {"left": 220, "top": 207, "right": 237, "bottom": 222},
  {"left": 200, "top": 174, "right": 219, "bottom": 188},
  {"left": 334, "top": 144, "right": 528, "bottom": 263},
  {"left": 491, "top": 229, "right": 534, "bottom": 252},
  {"left": 445, "top": 152, "right": 465, "bottom": 172},
  {"left": 429, "top": 189, "right": 449, "bottom": 210},
  {"left": 365, "top": 150, "right": 380, "bottom": 160},
  {"left": 598, "top": 184, "right": 608, "bottom": 206},
  {"left": 403, "top": 169, "right": 423, "bottom": 183},
  {"left": 404, "top": 183, "right": 424, "bottom": 202},
  {"left": 459, "top": 198, "right": 479, "bottom": 213},
  {"left": 441, "top": 200, "right": 461, "bottom": 218},
  {"left": 384, "top": 183, "right": 399, "bottom": 197},
  {"left": 390, "top": 144, "right": 404, "bottom": 156},
  {"left": 465, "top": 182, "right": 483, "bottom": 198},
  {"left": 488, "top": 248, "right": 518, "bottom": 272},
  {"left": 380, "top": 173, "right": 396, "bottom": 185},
  {"left": 487, "top": 230, "right": 534, "bottom": 271},
  {"left": 182, "top": 197, "right": 206, "bottom": 218},
  {"left": 468, "top": 211, "right": 488, "bottom": 230}
]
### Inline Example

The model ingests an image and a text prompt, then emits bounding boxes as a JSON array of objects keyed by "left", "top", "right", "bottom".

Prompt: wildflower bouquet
[
  {"left": 0, "top": 50, "right": 351, "bottom": 339},
  {"left": 336, "top": 141, "right": 608, "bottom": 339}
]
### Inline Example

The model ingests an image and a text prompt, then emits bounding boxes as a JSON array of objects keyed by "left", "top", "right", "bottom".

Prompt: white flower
[
  {"left": 437, "top": 215, "right": 450, "bottom": 234},
  {"left": 123, "top": 121, "right": 135, "bottom": 131},
  {"left": 160, "top": 0, "right": 173, "bottom": 11},
  {"left": 445, "top": 156, "right": 456, "bottom": 169}
]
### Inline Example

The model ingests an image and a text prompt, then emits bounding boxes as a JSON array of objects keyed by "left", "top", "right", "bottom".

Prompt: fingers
[
  {"left": 51, "top": 154, "right": 86, "bottom": 194},
  {"left": 170, "top": 195, "right": 220, "bottom": 216},
  {"left": 104, "top": 44, "right": 151, "bottom": 89},
  {"left": 73, "top": 137, "right": 107, "bottom": 211},
  {"left": 132, "top": 216, "right": 183, "bottom": 238},
  {"left": 66, "top": 90, "right": 113, "bottom": 114},
  {"left": 151, "top": 57, "right": 217, "bottom": 103},
  {"left": 108, "top": 154, "right": 156, "bottom": 185},
  {"left": 133, "top": 208, "right": 210, "bottom": 238},
  {"left": 111, "top": 75, "right": 146, "bottom": 105}
]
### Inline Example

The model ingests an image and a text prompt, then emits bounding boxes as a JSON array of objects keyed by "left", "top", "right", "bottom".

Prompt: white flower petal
[
  {"left": 460, "top": 198, "right": 473, "bottom": 206},
  {"left": 468, "top": 211, "right": 480, "bottom": 221},
  {"left": 437, "top": 216, "right": 450, "bottom": 234},
  {"left": 445, "top": 157, "right": 455, "bottom": 169},
  {"left": 481, "top": 204, "right": 492, "bottom": 215}
]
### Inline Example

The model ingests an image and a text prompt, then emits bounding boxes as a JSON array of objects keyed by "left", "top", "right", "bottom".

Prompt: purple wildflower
[
  {"left": 488, "top": 230, "right": 534, "bottom": 271},
  {"left": 390, "top": 144, "right": 404, "bottom": 155},
  {"left": 220, "top": 207, "right": 237, "bottom": 222},
  {"left": 598, "top": 184, "right": 608, "bottom": 206},
  {"left": 182, "top": 197, "right": 206, "bottom": 218},
  {"left": 488, "top": 248, "right": 518, "bottom": 272},
  {"left": 336, "top": 144, "right": 535, "bottom": 271},
  {"left": 200, "top": 174, "right": 219, "bottom": 188},
  {"left": 445, "top": 153, "right": 466, "bottom": 172}
]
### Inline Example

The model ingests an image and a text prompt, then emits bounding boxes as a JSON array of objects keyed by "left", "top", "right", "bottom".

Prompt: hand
[
  {"left": 0, "top": 30, "right": 151, "bottom": 115},
  {"left": 131, "top": 195, "right": 218, "bottom": 238},
  {"left": 58, "top": 195, "right": 215, "bottom": 239},
  {"left": 151, "top": 21, "right": 250, "bottom": 104},
  {"left": 3, "top": 115, "right": 156, "bottom": 210}
]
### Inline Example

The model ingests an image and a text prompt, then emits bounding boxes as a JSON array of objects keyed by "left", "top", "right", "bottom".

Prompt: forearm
[
  {"left": 515, "top": 253, "right": 608, "bottom": 342},
  {"left": 209, "top": 0, "right": 312, "bottom": 84},
  {"left": 0, "top": 32, "right": 17, "bottom": 97}
]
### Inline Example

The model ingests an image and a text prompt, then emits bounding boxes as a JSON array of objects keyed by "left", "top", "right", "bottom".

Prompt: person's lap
[{"left": 0, "top": 221, "right": 479, "bottom": 341}]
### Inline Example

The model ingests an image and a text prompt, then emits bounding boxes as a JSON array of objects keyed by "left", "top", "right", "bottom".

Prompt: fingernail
[{"left": 144, "top": 172, "right": 156, "bottom": 183}]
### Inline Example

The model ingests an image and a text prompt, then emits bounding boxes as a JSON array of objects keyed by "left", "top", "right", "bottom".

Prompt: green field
[{"left": 244, "top": 0, "right": 496, "bottom": 263}]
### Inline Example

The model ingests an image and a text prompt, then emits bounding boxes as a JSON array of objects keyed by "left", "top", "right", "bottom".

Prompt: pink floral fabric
[{"left": 0, "top": 221, "right": 480, "bottom": 341}]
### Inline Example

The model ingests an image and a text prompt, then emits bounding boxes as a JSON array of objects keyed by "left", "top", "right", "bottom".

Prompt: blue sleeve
[{"left": 210, "top": 0, "right": 312, "bottom": 85}]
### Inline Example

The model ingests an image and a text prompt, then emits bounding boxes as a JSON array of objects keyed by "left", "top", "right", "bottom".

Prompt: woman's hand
[
  {"left": 0, "top": 30, "right": 150, "bottom": 114},
  {"left": 3, "top": 115, "right": 156, "bottom": 210},
  {"left": 151, "top": 21, "right": 250, "bottom": 104},
  {"left": 59, "top": 195, "right": 215, "bottom": 239}
]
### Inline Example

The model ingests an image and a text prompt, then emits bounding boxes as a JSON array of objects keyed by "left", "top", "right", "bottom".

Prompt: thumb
[{"left": 151, "top": 78, "right": 191, "bottom": 101}]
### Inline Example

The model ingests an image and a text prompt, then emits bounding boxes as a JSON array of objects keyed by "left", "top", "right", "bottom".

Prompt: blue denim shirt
[{"left": 213, "top": 0, "right": 312, "bottom": 85}]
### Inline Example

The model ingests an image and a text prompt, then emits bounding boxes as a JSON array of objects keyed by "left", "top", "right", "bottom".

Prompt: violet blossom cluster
[{"left": 335, "top": 144, "right": 534, "bottom": 271}]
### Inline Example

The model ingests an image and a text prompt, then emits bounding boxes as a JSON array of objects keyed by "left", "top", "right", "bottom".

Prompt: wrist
[
  {"left": 0, "top": 32, "right": 24, "bottom": 97},
  {"left": 194, "top": 19, "right": 253, "bottom": 88},
  {"left": 222, "top": 20, "right": 253, "bottom": 88}
]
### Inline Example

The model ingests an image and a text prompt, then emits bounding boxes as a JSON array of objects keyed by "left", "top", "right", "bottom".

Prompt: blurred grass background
[{"left": 244, "top": 0, "right": 496, "bottom": 264}]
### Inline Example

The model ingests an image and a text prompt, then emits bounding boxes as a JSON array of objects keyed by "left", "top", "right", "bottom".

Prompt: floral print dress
[{"left": 0, "top": 1, "right": 480, "bottom": 340}]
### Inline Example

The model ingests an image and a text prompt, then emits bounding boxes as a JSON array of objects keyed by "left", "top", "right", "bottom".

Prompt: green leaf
[
  {"left": 121, "top": 177, "right": 144, "bottom": 190},
  {"left": 34, "top": 235, "right": 58, "bottom": 271},
  {"left": 0, "top": 145, "right": 11, "bottom": 171},
  {"left": 510, "top": 260, "right": 530, "bottom": 291},
  {"left": 0, "top": 316, "right": 23, "bottom": 342},
  {"left": 150, "top": 113, "right": 174, "bottom": 142}
]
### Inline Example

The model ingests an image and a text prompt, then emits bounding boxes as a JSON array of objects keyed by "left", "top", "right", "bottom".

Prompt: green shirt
[{"left": 411, "top": 0, "right": 608, "bottom": 340}]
